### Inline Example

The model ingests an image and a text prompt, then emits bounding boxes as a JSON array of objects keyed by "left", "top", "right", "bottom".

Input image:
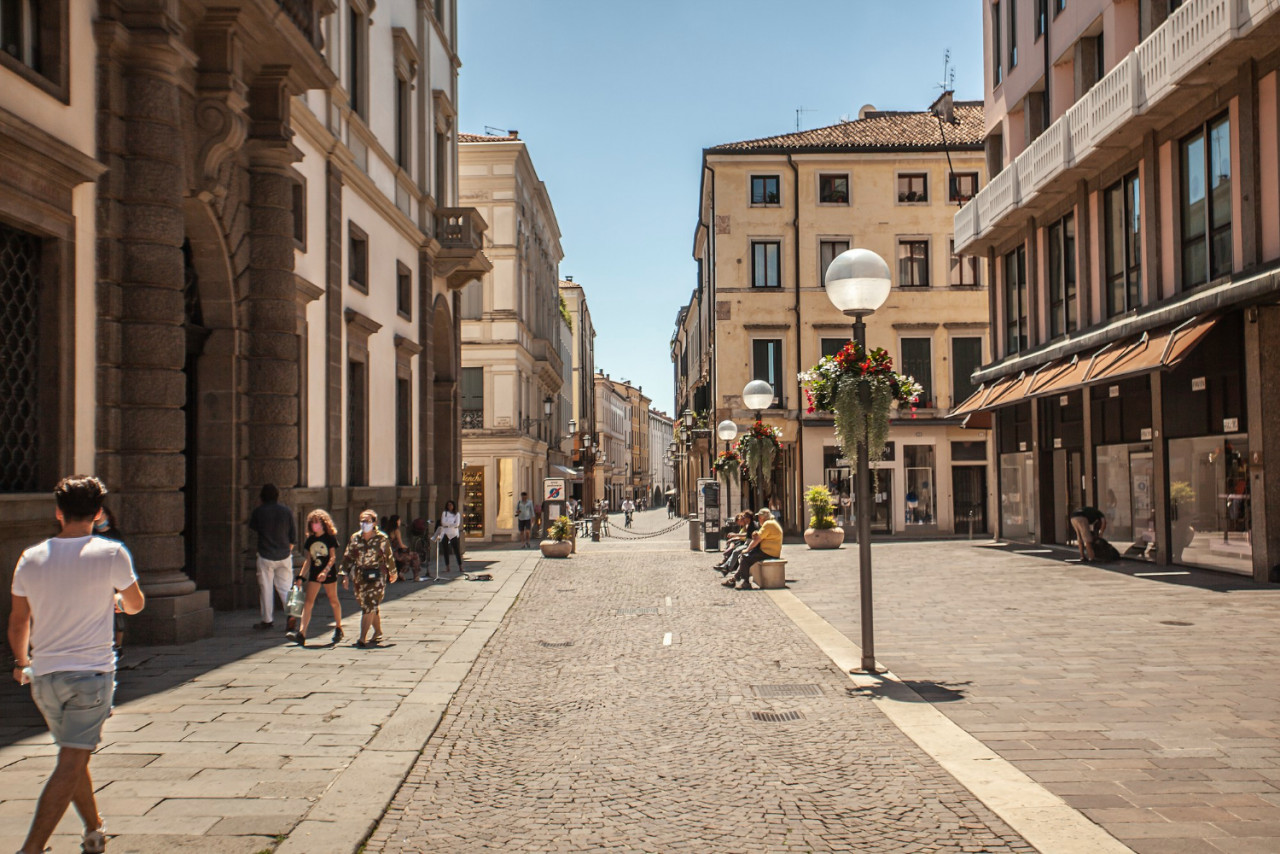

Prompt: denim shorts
[{"left": 30, "top": 670, "right": 115, "bottom": 750}]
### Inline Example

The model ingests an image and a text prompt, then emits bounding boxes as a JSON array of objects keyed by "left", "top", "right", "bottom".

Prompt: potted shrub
[
  {"left": 804, "top": 485, "right": 844, "bottom": 549},
  {"left": 540, "top": 515, "right": 574, "bottom": 558}
]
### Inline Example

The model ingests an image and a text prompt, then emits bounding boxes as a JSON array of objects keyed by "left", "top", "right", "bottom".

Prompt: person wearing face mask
[
  {"left": 339, "top": 509, "right": 396, "bottom": 648},
  {"left": 290, "top": 509, "right": 343, "bottom": 647}
]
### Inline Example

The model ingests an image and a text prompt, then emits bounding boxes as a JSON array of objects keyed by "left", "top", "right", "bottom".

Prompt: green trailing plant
[
  {"left": 711, "top": 449, "right": 741, "bottom": 488},
  {"left": 559, "top": 294, "right": 572, "bottom": 331},
  {"left": 799, "top": 341, "right": 921, "bottom": 465},
  {"left": 805, "top": 485, "right": 837, "bottom": 530},
  {"left": 735, "top": 421, "right": 782, "bottom": 489},
  {"left": 548, "top": 515, "right": 574, "bottom": 542}
]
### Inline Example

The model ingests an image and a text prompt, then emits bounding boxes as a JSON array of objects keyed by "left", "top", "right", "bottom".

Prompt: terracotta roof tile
[
  {"left": 708, "top": 102, "right": 984, "bottom": 153},
  {"left": 459, "top": 132, "right": 520, "bottom": 143}
]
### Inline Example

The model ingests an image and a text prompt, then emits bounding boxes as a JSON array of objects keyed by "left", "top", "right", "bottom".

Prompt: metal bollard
[
  {"left": 688, "top": 514, "right": 700, "bottom": 551},
  {"left": 590, "top": 514, "right": 601, "bottom": 542}
]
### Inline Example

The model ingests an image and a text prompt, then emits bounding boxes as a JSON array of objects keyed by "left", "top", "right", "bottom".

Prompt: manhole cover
[
  {"left": 539, "top": 641, "right": 574, "bottom": 648},
  {"left": 751, "top": 710, "right": 804, "bottom": 722},
  {"left": 752, "top": 684, "right": 824, "bottom": 698},
  {"left": 1159, "top": 620, "right": 1194, "bottom": 626},
  {"left": 615, "top": 607, "right": 660, "bottom": 616}
]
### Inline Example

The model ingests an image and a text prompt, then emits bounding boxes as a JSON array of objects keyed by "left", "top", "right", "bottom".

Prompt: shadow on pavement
[{"left": 849, "top": 679, "right": 971, "bottom": 704}]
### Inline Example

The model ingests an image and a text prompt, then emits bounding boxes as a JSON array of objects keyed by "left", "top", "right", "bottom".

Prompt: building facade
[
  {"left": 675, "top": 100, "right": 993, "bottom": 535},
  {"left": 560, "top": 277, "right": 597, "bottom": 505},
  {"left": 0, "top": 1, "right": 487, "bottom": 641},
  {"left": 954, "top": 0, "right": 1280, "bottom": 582},
  {"left": 593, "top": 372, "right": 631, "bottom": 510},
  {"left": 457, "top": 131, "right": 566, "bottom": 541},
  {"left": 648, "top": 410, "right": 676, "bottom": 505}
]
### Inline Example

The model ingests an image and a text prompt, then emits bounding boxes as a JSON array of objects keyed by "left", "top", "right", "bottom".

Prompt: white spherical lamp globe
[
  {"left": 742, "top": 380, "right": 775, "bottom": 412},
  {"left": 716, "top": 420, "right": 739, "bottom": 442},
  {"left": 824, "top": 247, "right": 891, "bottom": 316}
]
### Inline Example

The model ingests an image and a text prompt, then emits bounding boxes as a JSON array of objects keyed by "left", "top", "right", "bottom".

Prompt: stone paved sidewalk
[
  {"left": 784, "top": 538, "right": 1280, "bottom": 854},
  {"left": 366, "top": 514, "right": 1035, "bottom": 853},
  {"left": 0, "top": 544, "right": 541, "bottom": 854}
]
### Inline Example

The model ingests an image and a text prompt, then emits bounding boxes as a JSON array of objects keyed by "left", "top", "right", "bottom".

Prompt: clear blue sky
[{"left": 458, "top": 0, "right": 984, "bottom": 415}]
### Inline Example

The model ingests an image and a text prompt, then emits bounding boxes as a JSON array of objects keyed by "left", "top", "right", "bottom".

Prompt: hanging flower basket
[
  {"left": 798, "top": 341, "right": 921, "bottom": 465},
  {"left": 711, "top": 449, "right": 741, "bottom": 487},
  {"left": 734, "top": 421, "right": 782, "bottom": 487}
]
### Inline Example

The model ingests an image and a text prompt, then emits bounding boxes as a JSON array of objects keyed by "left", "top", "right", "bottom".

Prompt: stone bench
[{"left": 750, "top": 558, "right": 787, "bottom": 590}]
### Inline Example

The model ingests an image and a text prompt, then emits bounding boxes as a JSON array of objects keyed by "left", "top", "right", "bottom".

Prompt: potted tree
[
  {"left": 804, "top": 485, "right": 844, "bottom": 549},
  {"left": 539, "top": 516, "right": 574, "bottom": 558}
]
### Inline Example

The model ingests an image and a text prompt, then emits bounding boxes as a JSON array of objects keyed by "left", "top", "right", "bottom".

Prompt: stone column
[
  {"left": 1244, "top": 306, "right": 1280, "bottom": 583},
  {"left": 96, "top": 18, "right": 213, "bottom": 643}
]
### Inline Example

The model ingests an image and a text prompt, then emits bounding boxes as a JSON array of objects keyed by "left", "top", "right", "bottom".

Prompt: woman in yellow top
[{"left": 723, "top": 508, "right": 783, "bottom": 590}]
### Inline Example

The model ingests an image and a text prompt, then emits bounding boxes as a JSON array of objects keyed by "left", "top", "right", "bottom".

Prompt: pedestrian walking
[
  {"left": 387, "top": 515, "right": 421, "bottom": 582},
  {"left": 437, "top": 500, "right": 463, "bottom": 573},
  {"left": 622, "top": 497, "right": 635, "bottom": 528},
  {"left": 8, "top": 475, "right": 146, "bottom": 854},
  {"left": 291, "top": 509, "right": 344, "bottom": 647},
  {"left": 516, "top": 492, "right": 535, "bottom": 548},
  {"left": 339, "top": 509, "right": 396, "bottom": 648},
  {"left": 249, "top": 483, "right": 297, "bottom": 632}
]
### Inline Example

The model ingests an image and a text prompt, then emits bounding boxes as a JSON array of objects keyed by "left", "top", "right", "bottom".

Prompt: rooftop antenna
[
  {"left": 795, "top": 106, "right": 819, "bottom": 132},
  {"left": 483, "top": 125, "right": 506, "bottom": 136},
  {"left": 938, "top": 49, "right": 954, "bottom": 93}
]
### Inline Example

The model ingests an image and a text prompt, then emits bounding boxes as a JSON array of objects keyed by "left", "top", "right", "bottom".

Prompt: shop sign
[
  {"left": 1059, "top": 395, "right": 1069, "bottom": 407},
  {"left": 1109, "top": 385, "right": 1120, "bottom": 398},
  {"left": 1191, "top": 377, "right": 1207, "bottom": 392},
  {"left": 1140, "top": 428, "right": 1153, "bottom": 441},
  {"left": 1053, "top": 437, "right": 1063, "bottom": 449},
  {"left": 1018, "top": 441, "right": 1027, "bottom": 451},
  {"left": 1224, "top": 417, "right": 1239, "bottom": 433}
]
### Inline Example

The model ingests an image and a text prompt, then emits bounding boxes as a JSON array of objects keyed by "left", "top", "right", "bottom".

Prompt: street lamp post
[
  {"left": 716, "top": 419, "right": 738, "bottom": 512},
  {"left": 741, "top": 380, "right": 774, "bottom": 510},
  {"left": 824, "top": 248, "right": 892, "bottom": 674}
]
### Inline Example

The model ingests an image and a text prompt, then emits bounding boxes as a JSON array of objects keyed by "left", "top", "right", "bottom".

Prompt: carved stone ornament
[{"left": 194, "top": 95, "right": 248, "bottom": 197}]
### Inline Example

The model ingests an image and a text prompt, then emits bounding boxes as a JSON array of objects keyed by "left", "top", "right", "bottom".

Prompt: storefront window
[
  {"left": 1168, "top": 434, "right": 1251, "bottom": 574},
  {"left": 463, "top": 466, "right": 485, "bottom": 538},
  {"left": 904, "top": 445, "right": 936, "bottom": 526},
  {"left": 1000, "top": 452, "right": 1035, "bottom": 539}
]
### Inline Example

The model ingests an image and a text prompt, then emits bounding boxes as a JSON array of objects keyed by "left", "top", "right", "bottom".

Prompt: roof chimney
[
  {"left": 565, "top": 275, "right": 573, "bottom": 282},
  {"left": 930, "top": 90, "right": 955, "bottom": 124},
  {"left": 857, "top": 104, "right": 877, "bottom": 120},
  {"left": 508, "top": 129, "right": 519, "bottom": 139}
]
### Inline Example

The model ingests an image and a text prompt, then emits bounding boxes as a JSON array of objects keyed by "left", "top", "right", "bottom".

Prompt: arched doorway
[{"left": 432, "top": 296, "right": 458, "bottom": 517}]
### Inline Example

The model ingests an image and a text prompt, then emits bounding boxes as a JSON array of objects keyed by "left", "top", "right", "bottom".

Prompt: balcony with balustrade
[
  {"left": 954, "top": 0, "right": 1278, "bottom": 255},
  {"left": 435, "top": 207, "right": 492, "bottom": 290}
]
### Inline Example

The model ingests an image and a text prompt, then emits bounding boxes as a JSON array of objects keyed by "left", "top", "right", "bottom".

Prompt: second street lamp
[{"left": 824, "top": 247, "right": 891, "bottom": 674}]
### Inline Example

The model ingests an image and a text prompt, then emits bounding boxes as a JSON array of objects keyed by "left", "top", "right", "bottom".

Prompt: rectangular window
[
  {"left": 750, "top": 175, "right": 780, "bottom": 205},
  {"left": 349, "top": 6, "right": 367, "bottom": 120},
  {"left": 751, "top": 339, "right": 784, "bottom": 408},
  {"left": 396, "top": 261, "right": 412, "bottom": 318},
  {"left": 0, "top": 0, "right": 65, "bottom": 96},
  {"left": 395, "top": 77, "right": 411, "bottom": 170},
  {"left": 949, "top": 172, "right": 979, "bottom": 204},
  {"left": 0, "top": 222, "right": 43, "bottom": 492},
  {"left": 396, "top": 376, "right": 411, "bottom": 485},
  {"left": 821, "top": 337, "right": 847, "bottom": 358},
  {"left": 819, "top": 239, "right": 850, "bottom": 285},
  {"left": 1008, "top": 0, "right": 1018, "bottom": 68},
  {"left": 949, "top": 239, "right": 980, "bottom": 286},
  {"left": 292, "top": 180, "right": 306, "bottom": 248},
  {"left": 952, "top": 337, "right": 984, "bottom": 407},
  {"left": 818, "top": 174, "right": 849, "bottom": 204},
  {"left": 897, "top": 239, "right": 930, "bottom": 287},
  {"left": 1180, "top": 115, "right": 1231, "bottom": 288},
  {"left": 461, "top": 366, "right": 483, "bottom": 428},
  {"left": 435, "top": 127, "right": 448, "bottom": 203},
  {"left": 751, "top": 241, "right": 781, "bottom": 288},
  {"left": 1004, "top": 245, "right": 1028, "bottom": 354},
  {"left": 1035, "top": 0, "right": 1047, "bottom": 38},
  {"left": 993, "top": 1, "right": 1003, "bottom": 85},
  {"left": 1056, "top": 0, "right": 1066, "bottom": 12},
  {"left": 347, "top": 360, "right": 367, "bottom": 486},
  {"left": 901, "top": 338, "right": 934, "bottom": 408},
  {"left": 460, "top": 280, "right": 482, "bottom": 319},
  {"left": 1104, "top": 172, "right": 1141, "bottom": 316},
  {"left": 1048, "top": 213, "right": 1077, "bottom": 337},
  {"left": 348, "top": 223, "right": 368, "bottom": 292},
  {"left": 897, "top": 173, "right": 929, "bottom": 203}
]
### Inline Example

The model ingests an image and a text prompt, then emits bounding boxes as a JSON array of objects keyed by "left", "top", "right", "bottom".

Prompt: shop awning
[
  {"left": 550, "top": 465, "right": 582, "bottom": 481},
  {"left": 1086, "top": 318, "right": 1217, "bottom": 385}
]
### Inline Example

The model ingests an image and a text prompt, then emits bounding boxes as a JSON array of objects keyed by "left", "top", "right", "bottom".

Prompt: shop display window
[
  {"left": 903, "top": 445, "right": 936, "bottom": 526},
  {"left": 1167, "top": 434, "right": 1251, "bottom": 575},
  {"left": 1000, "top": 452, "right": 1035, "bottom": 540}
]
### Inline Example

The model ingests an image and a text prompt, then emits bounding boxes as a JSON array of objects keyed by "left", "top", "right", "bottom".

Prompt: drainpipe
[{"left": 788, "top": 153, "right": 803, "bottom": 529}]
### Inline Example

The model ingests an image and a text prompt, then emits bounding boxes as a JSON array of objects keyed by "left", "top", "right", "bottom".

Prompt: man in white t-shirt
[
  {"left": 516, "top": 492, "right": 535, "bottom": 548},
  {"left": 8, "top": 475, "right": 146, "bottom": 854}
]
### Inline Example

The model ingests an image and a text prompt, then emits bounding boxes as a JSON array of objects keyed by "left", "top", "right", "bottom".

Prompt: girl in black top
[{"left": 294, "top": 508, "right": 343, "bottom": 646}]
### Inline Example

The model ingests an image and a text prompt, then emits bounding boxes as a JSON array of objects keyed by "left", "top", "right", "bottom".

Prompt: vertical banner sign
[
  {"left": 543, "top": 478, "right": 566, "bottom": 534},
  {"left": 698, "top": 478, "right": 721, "bottom": 551}
]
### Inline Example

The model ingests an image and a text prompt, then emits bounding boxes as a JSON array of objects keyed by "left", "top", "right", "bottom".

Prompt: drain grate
[
  {"left": 752, "top": 684, "right": 824, "bottom": 699},
  {"left": 539, "top": 641, "right": 574, "bottom": 648},
  {"left": 615, "top": 607, "right": 661, "bottom": 616},
  {"left": 1159, "top": 620, "right": 1194, "bottom": 626},
  {"left": 752, "top": 710, "right": 804, "bottom": 723}
]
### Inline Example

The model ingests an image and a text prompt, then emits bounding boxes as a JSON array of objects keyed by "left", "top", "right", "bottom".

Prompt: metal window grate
[
  {"left": 539, "top": 641, "right": 574, "bottom": 648},
  {"left": 751, "top": 711, "right": 804, "bottom": 722},
  {"left": 752, "top": 684, "right": 824, "bottom": 698},
  {"left": 0, "top": 224, "right": 41, "bottom": 493}
]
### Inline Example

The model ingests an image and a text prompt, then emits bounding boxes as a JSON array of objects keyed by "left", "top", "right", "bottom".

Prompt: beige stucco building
[
  {"left": 0, "top": 1, "right": 487, "bottom": 640},
  {"left": 457, "top": 132, "right": 567, "bottom": 541},
  {"left": 560, "top": 277, "right": 598, "bottom": 505},
  {"left": 675, "top": 99, "right": 993, "bottom": 535}
]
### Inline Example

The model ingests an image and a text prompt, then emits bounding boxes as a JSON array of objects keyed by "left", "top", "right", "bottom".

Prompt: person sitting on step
[{"left": 723, "top": 507, "right": 783, "bottom": 590}]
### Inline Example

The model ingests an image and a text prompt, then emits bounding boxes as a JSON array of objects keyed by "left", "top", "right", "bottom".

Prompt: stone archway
[
  {"left": 181, "top": 199, "right": 245, "bottom": 609},
  {"left": 431, "top": 296, "right": 458, "bottom": 514}
]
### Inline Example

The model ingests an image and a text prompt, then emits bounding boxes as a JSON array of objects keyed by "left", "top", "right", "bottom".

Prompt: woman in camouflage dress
[{"left": 339, "top": 509, "right": 397, "bottom": 647}]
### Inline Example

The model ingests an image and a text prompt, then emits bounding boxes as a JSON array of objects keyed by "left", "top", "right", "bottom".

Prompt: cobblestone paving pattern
[{"left": 367, "top": 523, "right": 1035, "bottom": 853}]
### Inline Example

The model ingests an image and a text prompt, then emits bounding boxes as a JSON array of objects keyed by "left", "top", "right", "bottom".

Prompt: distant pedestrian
[
  {"left": 1069, "top": 505, "right": 1106, "bottom": 562},
  {"left": 516, "top": 492, "right": 535, "bottom": 548},
  {"left": 292, "top": 509, "right": 343, "bottom": 647},
  {"left": 436, "top": 500, "right": 463, "bottom": 573},
  {"left": 622, "top": 497, "right": 635, "bottom": 528},
  {"left": 387, "top": 515, "right": 420, "bottom": 582},
  {"left": 249, "top": 484, "right": 296, "bottom": 632},
  {"left": 8, "top": 475, "right": 146, "bottom": 854},
  {"left": 340, "top": 509, "right": 396, "bottom": 648}
]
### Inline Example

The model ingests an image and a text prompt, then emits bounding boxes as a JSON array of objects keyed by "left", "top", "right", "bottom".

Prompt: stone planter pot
[
  {"left": 539, "top": 539, "right": 573, "bottom": 559},
  {"left": 804, "top": 527, "right": 844, "bottom": 549}
]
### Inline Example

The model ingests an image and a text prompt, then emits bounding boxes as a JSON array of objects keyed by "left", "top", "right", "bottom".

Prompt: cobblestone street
[{"left": 366, "top": 514, "right": 1034, "bottom": 853}]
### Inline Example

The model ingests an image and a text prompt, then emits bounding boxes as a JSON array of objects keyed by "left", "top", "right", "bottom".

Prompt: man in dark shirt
[
  {"left": 248, "top": 484, "right": 296, "bottom": 630},
  {"left": 1069, "top": 505, "right": 1106, "bottom": 562}
]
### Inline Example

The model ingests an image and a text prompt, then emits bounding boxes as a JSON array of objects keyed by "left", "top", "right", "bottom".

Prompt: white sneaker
[{"left": 83, "top": 822, "right": 107, "bottom": 853}]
